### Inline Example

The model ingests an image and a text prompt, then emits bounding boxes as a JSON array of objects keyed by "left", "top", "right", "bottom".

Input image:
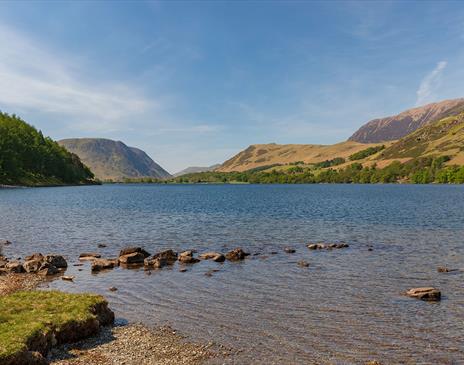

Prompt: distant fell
[
  {"left": 349, "top": 98, "right": 464, "bottom": 143},
  {"left": 174, "top": 164, "right": 220, "bottom": 177},
  {"left": 59, "top": 138, "right": 171, "bottom": 181}
]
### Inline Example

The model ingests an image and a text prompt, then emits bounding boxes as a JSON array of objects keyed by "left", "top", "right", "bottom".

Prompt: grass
[{"left": 0, "top": 290, "right": 107, "bottom": 361}]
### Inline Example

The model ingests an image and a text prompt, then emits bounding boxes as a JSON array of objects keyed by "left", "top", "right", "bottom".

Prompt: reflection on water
[{"left": 1, "top": 184, "right": 463, "bottom": 364}]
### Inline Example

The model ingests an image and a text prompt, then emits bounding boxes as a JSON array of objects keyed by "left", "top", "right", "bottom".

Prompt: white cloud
[
  {"left": 0, "top": 24, "right": 156, "bottom": 132},
  {"left": 415, "top": 61, "right": 447, "bottom": 106}
]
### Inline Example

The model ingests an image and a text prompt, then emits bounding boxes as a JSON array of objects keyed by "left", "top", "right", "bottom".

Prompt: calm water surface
[{"left": 1, "top": 184, "right": 463, "bottom": 364}]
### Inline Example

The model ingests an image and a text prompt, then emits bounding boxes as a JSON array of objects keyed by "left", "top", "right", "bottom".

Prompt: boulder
[
  {"left": 284, "top": 247, "right": 296, "bottom": 253},
  {"left": 45, "top": 255, "right": 68, "bottom": 269},
  {"left": 79, "top": 253, "right": 101, "bottom": 260},
  {"left": 144, "top": 257, "right": 167, "bottom": 268},
  {"left": 199, "top": 252, "right": 225, "bottom": 262},
  {"left": 178, "top": 251, "right": 200, "bottom": 264},
  {"left": 23, "top": 259, "right": 43, "bottom": 273},
  {"left": 406, "top": 287, "right": 441, "bottom": 301},
  {"left": 91, "top": 258, "right": 118, "bottom": 272},
  {"left": 25, "top": 253, "right": 44, "bottom": 261},
  {"left": 225, "top": 248, "right": 249, "bottom": 261},
  {"left": 119, "top": 252, "right": 145, "bottom": 265},
  {"left": 152, "top": 249, "right": 178, "bottom": 264},
  {"left": 5, "top": 261, "right": 24, "bottom": 273},
  {"left": 38, "top": 262, "right": 59, "bottom": 276},
  {"left": 119, "top": 247, "right": 150, "bottom": 258}
]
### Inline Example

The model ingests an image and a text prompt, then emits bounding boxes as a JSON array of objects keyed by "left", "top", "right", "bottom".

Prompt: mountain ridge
[{"left": 58, "top": 138, "right": 171, "bottom": 181}]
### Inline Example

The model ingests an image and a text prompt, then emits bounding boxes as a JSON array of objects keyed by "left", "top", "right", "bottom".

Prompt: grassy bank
[{"left": 0, "top": 290, "right": 113, "bottom": 364}]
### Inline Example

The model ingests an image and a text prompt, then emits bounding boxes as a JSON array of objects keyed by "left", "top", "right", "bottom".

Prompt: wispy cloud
[
  {"left": 0, "top": 24, "right": 156, "bottom": 132},
  {"left": 415, "top": 61, "right": 447, "bottom": 106}
]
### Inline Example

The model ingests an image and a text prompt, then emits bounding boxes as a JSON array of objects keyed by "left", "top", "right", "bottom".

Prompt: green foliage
[
  {"left": 313, "top": 157, "right": 346, "bottom": 168},
  {"left": 349, "top": 145, "right": 385, "bottom": 160},
  {"left": 0, "top": 112, "right": 94, "bottom": 185},
  {"left": 156, "top": 156, "right": 464, "bottom": 185}
]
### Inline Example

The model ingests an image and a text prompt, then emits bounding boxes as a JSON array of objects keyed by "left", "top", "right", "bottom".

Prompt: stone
[
  {"left": 119, "top": 247, "right": 150, "bottom": 258},
  {"left": 79, "top": 253, "right": 101, "bottom": 260},
  {"left": 38, "top": 262, "right": 59, "bottom": 276},
  {"left": 98, "top": 243, "right": 107, "bottom": 248},
  {"left": 152, "top": 249, "right": 178, "bottom": 264},
  {"left": 62, "top": 276, "right": 74, "bottom": 281},
  {"left": 45, "top": 254, "right": 68, "bottom": 268},
  {"left": 199, "top": 252, "right": 225, "bottom": 262},
  {"left": 307, "top": 244, "right": 318, "bottom": 250},
  {"left": 437, "top": 267, "right": 456, "bottom": 273},
  {"left": 109, "top": 286, "right": 118, "bottom": 292},
  {"left": 178, "top": 251, "right": 200, "bottom": 264},
  {"left": 91, "top": 258, "right": 118, "bottom": 272},
  {"left": 406, "top": 287, "right": 441, "bottom": 301},
  {"left": 25, "top": 253, "right": 44, "bottom": 261},
  {"left": 179, "top": 268, "right": 188, "bottom": 272},
  {"left": 5, "top": 261, "right": 24, "bottom": 273},
  {"left": 144, "top": 257, "right": 167, "bottom": 268},
  {"left": 284, "top": 247, "right": 296, "bottom": 253},
  {"left": 297, "top": 260, "right": 310, "bottom": 267},
  {"left": 23, "top": 259, "right": 43, "bottom": 273},
  {"left": 119, "top": 252, "right": 145, "bottom": 265},
  {"left": 225, "top": 248, "right": 249, "bottom": 261}
]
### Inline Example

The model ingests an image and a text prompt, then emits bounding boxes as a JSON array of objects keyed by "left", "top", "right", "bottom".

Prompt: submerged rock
[
  {"left": 284, "top": 247, "right": 296, "bottom": 254},
  {"left": 406, "top": 287, "right": 441, "bottom": 301},
  {"left": 225, "top": 248, "right": 249, "bottom": 261},
  {"left": 79, "top": 253, "right": 101, "bottom": 260},
  {"left": 307, "top": 243, "right": 349, "bottom": 250},
  {"left": 297, "top": 260, "right": 310, "bottom": 268}
]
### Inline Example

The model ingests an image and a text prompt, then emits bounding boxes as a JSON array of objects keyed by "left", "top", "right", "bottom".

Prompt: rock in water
[
  {"left": 92, "top": 258, "right": 118, "bottom": 272},
  {"left": 225, "top": 248, "right": 249, "bottom": 261},
  {"left": 199, "top": 252, "right": 225, "bottom": 262},
  {"left": 79, "top": 252, "right": 101, "bottom": 260},
  {"left": 406, "top": 287, "right": 441, "bottom": 301},
  {"left": 45, "top": 254, "right": 68, "bottom": 268},
  {"left": 284, "top": 247, "right": 296, "bottom": 253},
  {"left": 119, "top": 247, "right": 151, "bottom": 258},
  {"left": 119, "top": 252, "right": 145, "bottom": 265},
  {"left": 297, "top": 260, "right": 309, "bottom": 268},
  {"left": 151, "top": 249, "right": 178, "bottom": 264}
]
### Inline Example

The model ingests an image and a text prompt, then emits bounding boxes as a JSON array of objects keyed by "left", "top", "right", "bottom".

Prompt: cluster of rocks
[
  {"left": 307, "top": 243, "right": 349, "bottom": 250},
  {"left": 0, "top": 253, "right": 67, "bottom": 276},
  {"left": 86, "top": 246, "right": 249, "bottom": 273}
]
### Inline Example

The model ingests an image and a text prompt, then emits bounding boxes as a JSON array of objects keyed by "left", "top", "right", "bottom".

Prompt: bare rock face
[
  {"left": 225, "top": 248, "right": 249, "bottom": 261},
  {"left": 199, "top": 252, "right": 225, "bottom": 262},
  {"left": 349, "top": 98, "right": 464, "bottom": 143},
  {"left": 119, "top": 247, "right": 150, "bottom": 258},
  {"left": 406, "top": 287, "right": 441, "bottom": 301}
]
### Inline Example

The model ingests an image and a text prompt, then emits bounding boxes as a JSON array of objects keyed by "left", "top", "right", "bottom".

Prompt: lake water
[{"left": 1, "top": 184, "right": 463, "bottom": 364}]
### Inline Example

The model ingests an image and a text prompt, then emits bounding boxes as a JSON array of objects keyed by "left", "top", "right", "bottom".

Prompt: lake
[{"left": 1, "top": 184, "right": 463, "bottom": 364}]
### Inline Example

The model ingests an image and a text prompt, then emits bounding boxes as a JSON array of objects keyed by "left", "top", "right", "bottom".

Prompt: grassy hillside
[
  {"left": 217, "top": 141, "right": 384, "bottom": 172},
  {"left": 0, "top": 112, "right": 95, "bottom": 186},
  {"left": 59, "top": 138, "right": 171, "bottom": 182}
]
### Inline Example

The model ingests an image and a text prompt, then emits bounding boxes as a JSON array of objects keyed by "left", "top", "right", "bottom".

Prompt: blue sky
[{"left": 0, "top": 1, "right": 464, "bottom": 173}]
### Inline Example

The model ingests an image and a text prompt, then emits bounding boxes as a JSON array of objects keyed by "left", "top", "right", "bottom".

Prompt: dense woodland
[{"left": 0, "top": 112, "right": 95, "bottom": 186}]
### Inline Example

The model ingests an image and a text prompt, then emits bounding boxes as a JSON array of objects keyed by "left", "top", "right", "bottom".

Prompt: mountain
[
  {"left": 58, "top": 138, "right": 171, "bottom": 181},
  {"left": 0, "top": 112, "right": 94, "bottom": 186},
  {"left": 377, "top": 111, "right": 464, "bottom": 165},
  {"left": 216, "top": 141, "right": 383, "bottom": 172},
  {"left": 349, "top": 98, "right": 464, "bottom": 143},
  {"left": 173, "top": 164, "right": 220, "bottom": 177}
]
